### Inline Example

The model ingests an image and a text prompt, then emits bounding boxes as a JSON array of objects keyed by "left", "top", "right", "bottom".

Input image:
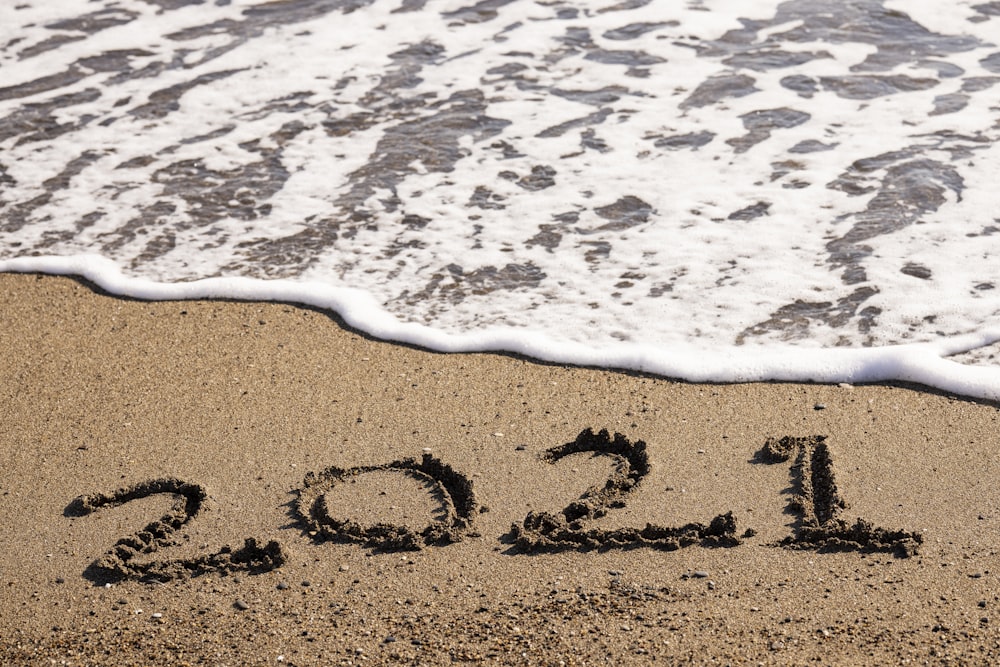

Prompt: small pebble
[
  {"left": 384, "top": 636, "right": 397, "bottom": 643},
  {"left": 151, "top": 613, "right": 162, "bottom": 619},
  {"left": 814, "top": 403, "right": 826, "bottom": 410},
  {"left": 276, "top": 582, "right": 289, "bottom": 590},
  {"left": 234, "top": 599, "right": 250, "bottom": 611},
  {"left": 515, "top": 445, "right": 526, "bottom": 451},
  {"left": 692, "top": 570, "right": 709, "bottom": 578}
]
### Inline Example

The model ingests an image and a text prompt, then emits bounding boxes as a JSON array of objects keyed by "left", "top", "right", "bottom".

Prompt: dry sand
[{"left": 2, "top": 272, "right": 1000, "bottom": 665}]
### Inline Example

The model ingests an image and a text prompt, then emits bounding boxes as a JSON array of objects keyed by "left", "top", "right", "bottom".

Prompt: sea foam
[
  {"left": 1, "top": 0, "right": 999, "bottom": 400},
  {"left": 5, "top": 253, "right": 1000, "bottom": 402}
]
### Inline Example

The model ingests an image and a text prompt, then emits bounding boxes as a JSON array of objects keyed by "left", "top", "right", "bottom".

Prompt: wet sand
[{"left": 2, "top": 272, "right": 1000, "bottom": 665}]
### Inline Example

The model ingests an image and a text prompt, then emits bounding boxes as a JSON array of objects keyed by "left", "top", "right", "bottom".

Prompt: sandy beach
[{"left": 2, "top": 272, "right": 1000, "bottom": 665}]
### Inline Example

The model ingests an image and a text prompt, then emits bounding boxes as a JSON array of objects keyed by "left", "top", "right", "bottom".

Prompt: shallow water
[{"left": 1, "top": 0, "right": 1000, "bottom": 398}]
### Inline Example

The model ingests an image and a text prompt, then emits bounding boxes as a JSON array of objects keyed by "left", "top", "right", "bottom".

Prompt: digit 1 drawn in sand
[
  {"left": 66, "top": 478, "right": 287, "bottom": 584},
  {"left": 293, "top": 453, "right": 478, "bottom": 551},
  {"left": 510, "top": 428, "right": 740, "bottom": 552},
  {"left": 757, "top": 436, "right": 922, "bottom": 558}
]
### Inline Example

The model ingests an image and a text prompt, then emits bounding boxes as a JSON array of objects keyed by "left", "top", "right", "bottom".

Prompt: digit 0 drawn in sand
[
  {"left": 510, "top": 428, "right": 741, "bottom": 552},
  {"left": 758, "top": 436, "right": 923, "bottom": 558},
  {"left": 66, "top": 478, "right": 287, "bottom": 583},
  {"left": 293, "top": 453, "right": 478, "bottom": 551}
]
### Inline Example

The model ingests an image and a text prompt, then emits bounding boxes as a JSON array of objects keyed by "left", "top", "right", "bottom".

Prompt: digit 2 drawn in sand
[
  {"left": 65, "top": 478, "right": 286, "bottom": 583},
  {"left": 510, "top": 428, "right": 741, "bottom": 552},
  {"left": 293, "top": 453, "right": 479, "bottom": 551},
  {"left": 758, "top": 436, "right": 923, "bottom": 557}
]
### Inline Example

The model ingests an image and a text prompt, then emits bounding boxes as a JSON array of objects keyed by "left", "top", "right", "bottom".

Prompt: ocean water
[{"left": 1, "top": 0, "right": 1000, "bottom": 400}]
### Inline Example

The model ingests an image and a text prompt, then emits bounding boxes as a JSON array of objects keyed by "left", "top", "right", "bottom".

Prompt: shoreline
[
  {"left": 4, "top": 256, "right": 1000, "bottom": 404},
  {"left": 3, "top": 272, "right": 1000, "bottom": 664}
]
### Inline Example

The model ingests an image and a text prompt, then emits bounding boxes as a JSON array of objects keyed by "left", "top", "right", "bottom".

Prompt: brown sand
[{"left": 2, "top": 272, "right": 1000, "bottom": 665}]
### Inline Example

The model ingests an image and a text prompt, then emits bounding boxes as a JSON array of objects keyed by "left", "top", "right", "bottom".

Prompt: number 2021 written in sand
[{"left": 66, "top": 428, "right": 923, "bottom": 584}]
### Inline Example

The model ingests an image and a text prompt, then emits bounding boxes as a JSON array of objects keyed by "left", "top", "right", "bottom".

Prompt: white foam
[
  {"left": 2, "top": 0, "right": 1000, "bottom": 401},
  {"left": 4, "top": 254, "right": 1000, "bottom": 402}
]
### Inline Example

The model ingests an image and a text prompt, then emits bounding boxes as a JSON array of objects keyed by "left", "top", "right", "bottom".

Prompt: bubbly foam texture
[{"left": 1, "top": 0, "right": 1000, "bottom": 399}]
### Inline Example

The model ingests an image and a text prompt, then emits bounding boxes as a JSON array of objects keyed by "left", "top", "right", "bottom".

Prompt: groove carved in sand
[
  {"left": 66, "top": 477, "right": 286, "bottom": 583},
  {"left": 758, "top": 435, "right": 923, "bottom": 557},
  {"left": 510, "top": 428, "right": 741, "bottom": 552},
  {"left": 293, "top": 453, "right": 479, "bottom": 551}
]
